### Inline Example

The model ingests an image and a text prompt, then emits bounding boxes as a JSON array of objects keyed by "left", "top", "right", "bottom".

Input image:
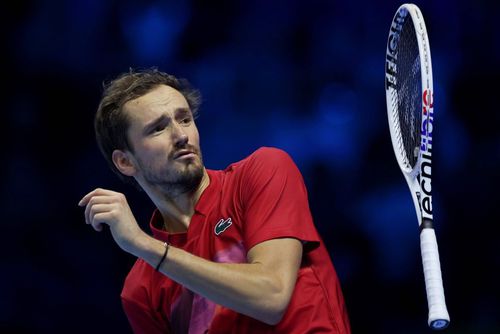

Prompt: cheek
[
  {"left": 135, "top": 140, "right": 173, "bottom": 162},
  {"left": 191, "top": 134, "right": 200, "bottom": 147},
  {"left": 190, "top": 127, "right": 201, "bottom": 145}
]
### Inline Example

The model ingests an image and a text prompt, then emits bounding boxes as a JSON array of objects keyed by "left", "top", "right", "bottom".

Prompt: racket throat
[{"left": 419, "top": 218, "right": 434, "bottom": 232}]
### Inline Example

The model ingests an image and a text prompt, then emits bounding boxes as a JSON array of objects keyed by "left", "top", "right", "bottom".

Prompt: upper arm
[
  {"left": 247, "top": 238, "right": 303, "bottom": 310},
  {"left": 240, "top": 148, "right": 320, "bottom": 251}
]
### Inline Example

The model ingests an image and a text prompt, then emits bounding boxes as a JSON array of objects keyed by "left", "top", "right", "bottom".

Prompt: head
[{"left": 95, "top": 68, "right": 204, "bottom": 195}]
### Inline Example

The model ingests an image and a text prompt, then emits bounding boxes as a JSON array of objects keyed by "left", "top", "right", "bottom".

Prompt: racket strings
[
  {"left": 394, "top": 13, "right": 422, "bottom": 171},
  {"left": 389, "top": 91, "right": 407, "bottom": 167}
]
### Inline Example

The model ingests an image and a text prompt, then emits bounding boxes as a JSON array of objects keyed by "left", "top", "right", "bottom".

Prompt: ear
[{"left": 112, "top": 149, "right": 137, "bottom": 177}]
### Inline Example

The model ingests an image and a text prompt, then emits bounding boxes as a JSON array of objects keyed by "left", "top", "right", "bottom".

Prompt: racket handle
[{"left": 420, "top": 227, "right": 450, "bottom": 330}]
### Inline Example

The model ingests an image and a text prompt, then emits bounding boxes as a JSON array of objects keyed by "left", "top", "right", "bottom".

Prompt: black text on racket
[{"left": 385, "top": 3, "right": 450, "bottom": 330}]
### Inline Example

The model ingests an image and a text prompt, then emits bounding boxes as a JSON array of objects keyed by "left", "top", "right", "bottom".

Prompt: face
[{"left": 121, "top": 85, "right": 204, "bottom": 195}]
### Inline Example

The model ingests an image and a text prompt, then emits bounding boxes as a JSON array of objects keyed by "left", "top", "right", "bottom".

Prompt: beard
[{"left": 137, "top": 146, "right": 204, "bottom": 197}]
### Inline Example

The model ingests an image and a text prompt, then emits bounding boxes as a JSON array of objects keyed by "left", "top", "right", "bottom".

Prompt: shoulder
[
  {"left": 223, "top": 147, "right": 303, "bottom": 196},
  {"left": 228, "top": 147, "right": 296, "bottom": 173},
  {"left": 251, "top": 146, "right": 292, "bottom": 160},
  {"left": 219, "top": 147, "right": 302, "bottom": 196},
  {"left": 251, "top": 146, "right": 293, "bottom": 163}
]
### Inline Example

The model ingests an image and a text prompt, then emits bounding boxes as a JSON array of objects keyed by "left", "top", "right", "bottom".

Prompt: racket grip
[{"left": 420, "top": 228, "right": 450, "bottom": 330}]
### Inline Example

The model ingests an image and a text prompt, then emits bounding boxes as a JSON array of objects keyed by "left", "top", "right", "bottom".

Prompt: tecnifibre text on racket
[{"left": 385, "top": 3, "right": 450, "bottom": 330}]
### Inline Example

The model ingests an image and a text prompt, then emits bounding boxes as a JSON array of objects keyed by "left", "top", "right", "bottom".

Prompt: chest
[{"left": 179, "top": 192, "right": 247, "bottom": 265}]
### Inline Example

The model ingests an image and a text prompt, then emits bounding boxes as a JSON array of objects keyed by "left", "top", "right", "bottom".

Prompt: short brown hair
[{"left": 94, "top": 68, "right": 202, "bottom": 187}]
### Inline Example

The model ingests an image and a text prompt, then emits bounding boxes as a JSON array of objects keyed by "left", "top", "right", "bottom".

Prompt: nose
[{"left": 172, "top": 122, "right": 188, "bottom": 148}]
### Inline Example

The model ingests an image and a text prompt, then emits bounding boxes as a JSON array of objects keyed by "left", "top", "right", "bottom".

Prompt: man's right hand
[{"left": 78, "top": 188, "right": 148, "bottom": 255}]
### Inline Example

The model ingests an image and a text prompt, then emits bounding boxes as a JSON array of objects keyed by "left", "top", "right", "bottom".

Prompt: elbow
[
  {"left": 259, "top": 293, "right": 291, "bottom": 326},
  {"left": 262, "top": 310, "right": 286, "bottom": 326}
]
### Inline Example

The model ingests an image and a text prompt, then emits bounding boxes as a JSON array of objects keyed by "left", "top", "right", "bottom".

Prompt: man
[{"left": 79, "top": 68, "right": 350, "bottom": 333}]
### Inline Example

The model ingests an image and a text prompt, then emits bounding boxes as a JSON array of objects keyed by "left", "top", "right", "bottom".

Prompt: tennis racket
[{"left": 385, "top": 3, "right": 450, "bottom": 330}]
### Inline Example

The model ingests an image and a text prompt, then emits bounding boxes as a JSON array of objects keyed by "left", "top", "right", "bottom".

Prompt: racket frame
[{"left": 385, "top": 3, "right": 450, "bottom": 330}]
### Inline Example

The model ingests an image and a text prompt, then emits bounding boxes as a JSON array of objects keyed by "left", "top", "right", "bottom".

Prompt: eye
[
  {"left": 180, "top": 117, "right": 192, "bottom": 125},
  {"left": 153, "top": 124, "right": 166, "bottom": 133}
]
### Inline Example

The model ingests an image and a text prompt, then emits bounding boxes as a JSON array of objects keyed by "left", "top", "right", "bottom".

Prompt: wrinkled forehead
[{"left": 123, "top": 85, "right": 190, "bottom": 124}]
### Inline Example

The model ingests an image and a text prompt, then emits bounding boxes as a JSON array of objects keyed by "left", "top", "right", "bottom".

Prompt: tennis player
[{"left": 79, "top": 68, "right": 351, "bottom": 333}]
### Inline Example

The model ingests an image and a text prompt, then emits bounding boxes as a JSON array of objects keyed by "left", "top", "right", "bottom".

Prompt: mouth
[{"left": 173, "top": 149, "right": 197, "bottom": 160}]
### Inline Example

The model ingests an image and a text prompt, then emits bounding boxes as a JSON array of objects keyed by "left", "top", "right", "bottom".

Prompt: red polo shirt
[{"left": 121, "top": 147, "right": 350, "bottom": 333}]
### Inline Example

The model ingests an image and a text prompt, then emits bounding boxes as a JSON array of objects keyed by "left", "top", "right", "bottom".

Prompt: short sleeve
[{"left": 240, "top": 147, "right": 320, "bottom": 251}]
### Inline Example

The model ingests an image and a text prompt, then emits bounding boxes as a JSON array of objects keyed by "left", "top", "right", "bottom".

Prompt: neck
[{"left": 142, "top": 168, "right": 210, "bottom": 233}]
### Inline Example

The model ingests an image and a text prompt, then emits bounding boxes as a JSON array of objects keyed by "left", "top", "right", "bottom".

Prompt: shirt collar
[{"left": 149, "top": 169, "right": 221, "bottom": 240}]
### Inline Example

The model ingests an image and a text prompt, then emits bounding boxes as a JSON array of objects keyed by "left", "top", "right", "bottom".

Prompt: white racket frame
[{"left": 385, "top": 3, "right": 450, "bottom": 330}]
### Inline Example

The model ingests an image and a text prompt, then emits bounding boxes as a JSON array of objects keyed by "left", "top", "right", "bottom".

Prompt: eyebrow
[
  {"left": 142, "top": 108, "right": 192, "bottom": 134},
  {"left": 143, "top": 115, "right": 169, "bottom": 134},
  {"left": 174, "top": 107, "right": 192, "bottom": 118}
]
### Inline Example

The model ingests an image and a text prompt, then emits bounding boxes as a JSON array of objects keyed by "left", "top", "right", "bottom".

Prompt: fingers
[
  {"left": 78, "top": 188, "right": 118, "bottom": 207},
  {"left": 79, "top": 189, "right": 129, "bottom": 231},
  {"left": 91, "top": 212, "right": 112, "bottom": 232},
  {"left": 85, "top": 202, "right": 111, "bottom": 226},
  {"left": 79, "top": 188, "right": 133, "bottom": 234},
  {"left": 78, "top": 188, "right": 143, "bottom": 254},
  {"left": 83, "top": 196, "right": 115, "bottom": 223}
]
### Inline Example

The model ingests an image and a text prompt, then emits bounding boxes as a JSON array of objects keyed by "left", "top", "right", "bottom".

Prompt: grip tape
[{"left": 420, "top": 228, "right": 450, "bottom": 330}]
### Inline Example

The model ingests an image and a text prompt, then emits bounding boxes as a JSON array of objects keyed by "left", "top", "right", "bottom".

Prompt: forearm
[
  {"left": 133, "top": 235, "right": 294, "bottom": 325},
  {"left": 78, "top": 189, "right": 300, "bottom": 324}
]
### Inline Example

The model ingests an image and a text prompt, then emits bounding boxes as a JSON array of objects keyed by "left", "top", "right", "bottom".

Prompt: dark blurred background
[{"left": 2, "top": 0, "right": 499, "bottom": 333}]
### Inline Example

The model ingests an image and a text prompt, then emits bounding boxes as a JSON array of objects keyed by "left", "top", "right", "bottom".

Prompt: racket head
[{"left": 385, "top": 3, "right": 433, "bottom": 181}]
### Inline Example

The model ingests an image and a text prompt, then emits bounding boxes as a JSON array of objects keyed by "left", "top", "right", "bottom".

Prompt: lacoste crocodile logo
[{"left": 214, "top": 218, "right": 233, "bottom": 236}]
